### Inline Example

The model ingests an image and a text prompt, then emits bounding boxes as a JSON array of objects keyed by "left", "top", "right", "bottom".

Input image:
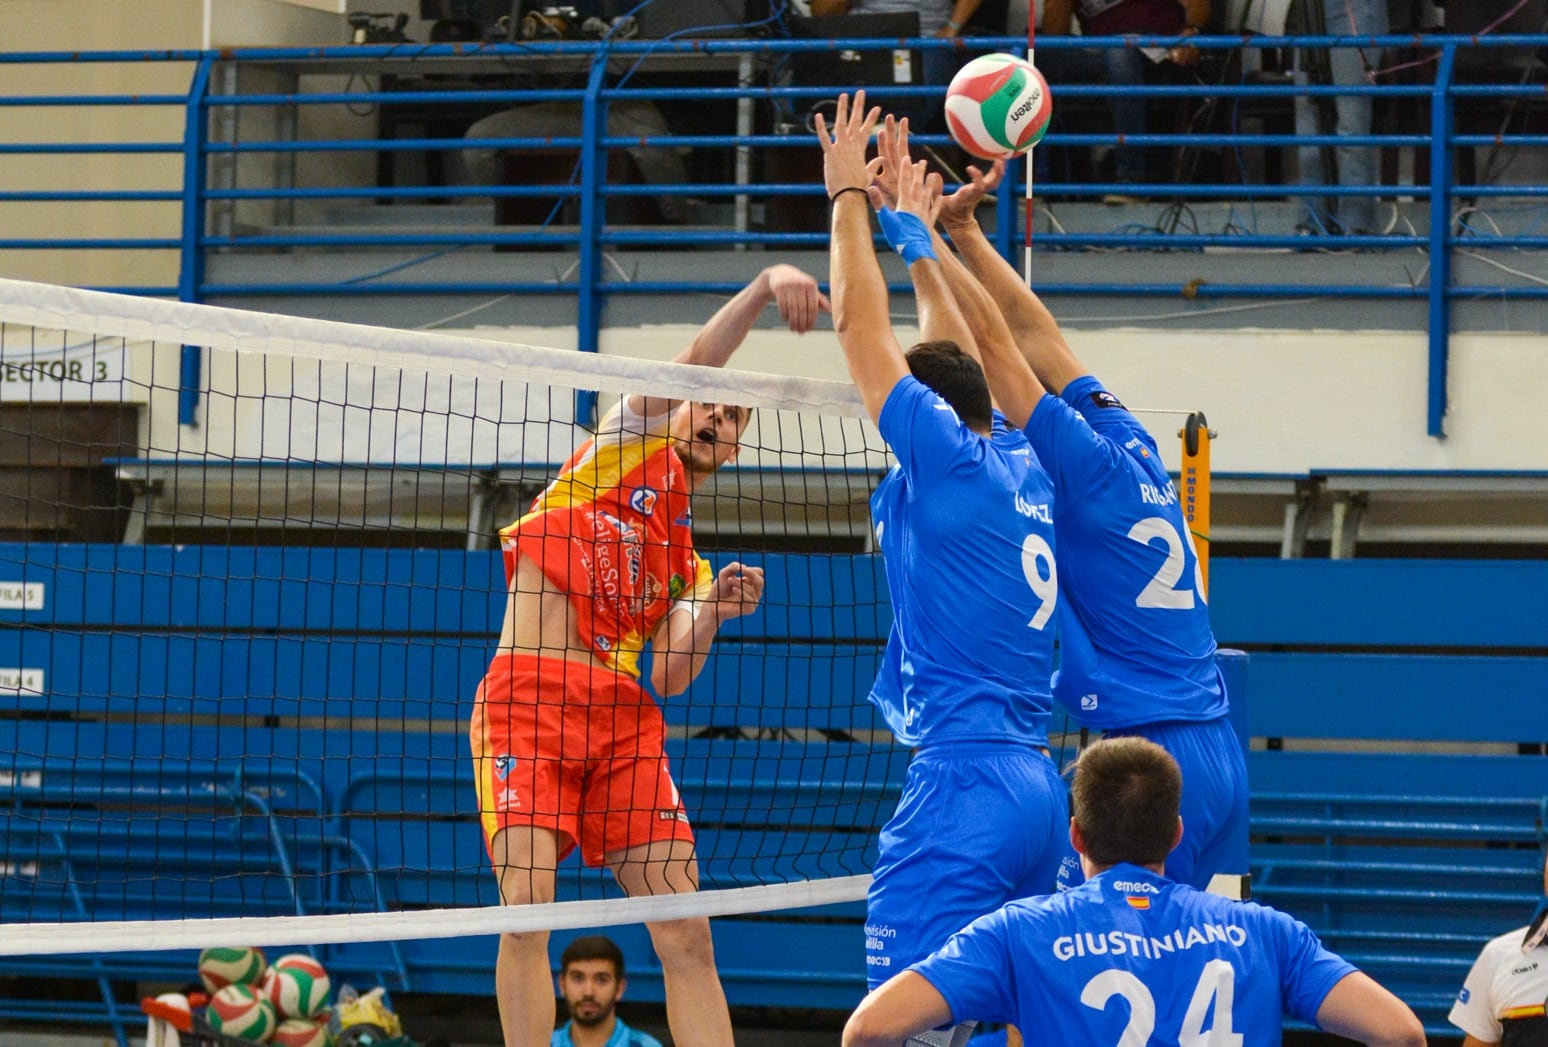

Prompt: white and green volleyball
[
  {"left": 206, "top": 982, "right": 278, "bottom": 1042},
  {"left": 271, "top": 1017, "right": 333, "bottom": 1047},
  {"left": 262, "top": 953, "right": 332, "bottom": 1019},
  {"left": 945, "top": 53, "right": 1053, "bottom": 161},
  {"left": 198, "top": 945, "right": 268, "bottom": 992}
]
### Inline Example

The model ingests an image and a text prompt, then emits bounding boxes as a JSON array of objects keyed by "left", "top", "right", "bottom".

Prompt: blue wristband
[{"left": 876, "top": 207, "right": 937, "bottom": 265}]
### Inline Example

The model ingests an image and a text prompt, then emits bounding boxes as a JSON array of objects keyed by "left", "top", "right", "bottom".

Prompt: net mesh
[{"left": 0, "top": 277, "right": 902, "bottom": 968}]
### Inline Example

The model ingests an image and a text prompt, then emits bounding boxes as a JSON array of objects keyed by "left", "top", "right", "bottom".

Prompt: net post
[{"left": 1180, "top": 411, "right": 1211, "bottom": 596}]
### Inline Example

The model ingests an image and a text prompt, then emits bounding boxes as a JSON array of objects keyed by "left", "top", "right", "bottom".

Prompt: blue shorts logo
[{"left": 493, "top": 755, "right": 517, "bottom": 780}]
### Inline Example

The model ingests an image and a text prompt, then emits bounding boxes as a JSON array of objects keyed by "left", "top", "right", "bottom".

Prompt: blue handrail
[{"left": 4, "top": 35, "right": 1548, "bottom": 434}]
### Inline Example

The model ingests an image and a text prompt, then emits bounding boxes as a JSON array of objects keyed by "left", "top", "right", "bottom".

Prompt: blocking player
[
  {"left": 818, "top": 91, "right": 1069, "bottom": 1002},
  {"left": 845, "top": 737, "right": 1427, "bottom": 1047},
  {"left": 470, "top": 263, "right": 826, "bottom": 1047},
  {"left": 928, "top": 152, "right": 1250, "bottom": 898}
]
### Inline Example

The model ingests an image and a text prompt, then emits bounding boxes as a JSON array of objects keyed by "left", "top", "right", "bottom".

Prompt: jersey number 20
[
  {"left": 1127, "top": 516, "right": 1207, "bottom": 610},
  {"left": 1081, "top": 959, "right": 1243, "bottom": 1046}
]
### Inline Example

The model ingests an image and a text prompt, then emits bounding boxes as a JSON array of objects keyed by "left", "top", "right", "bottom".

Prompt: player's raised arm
[
  {"left": 874, "top": 119, "right": 1047, "bottom": 428},
  {"left": 818, "top": 92, "right": 909, "bottom": 425},
  {"left": 938, "top": 164, "right": 1086, "bottom": 398},
  {"left": 628, "top": 263, "right": 829, "bottom": 419}
]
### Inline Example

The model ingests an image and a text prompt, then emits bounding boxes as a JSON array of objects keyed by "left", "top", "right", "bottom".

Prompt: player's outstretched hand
[
  {"left": 710, "top": 562, "right": 765, "bottom": 621},
  {"left": 763, "top": 263, "right": 830, "bottom": 334},
  {"left": 894, "top": 149, "right": 938, "bottom": 228},
  {"left": 937, "top": 160, "right": 1005, "bottom": 231},
  {"left": 815, "top": 90, "right": 882, "bottom": 202},
  {"left": 868, "top": 114, "right": 908, "bottom": 210},
  {"left": 871, "top": 117, "right": 944, "bottom": 227}
]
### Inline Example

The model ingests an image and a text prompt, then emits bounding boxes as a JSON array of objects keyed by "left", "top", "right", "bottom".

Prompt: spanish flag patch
[{"left": 1126, "top": 896, "right": 1151, "bottom": 910}]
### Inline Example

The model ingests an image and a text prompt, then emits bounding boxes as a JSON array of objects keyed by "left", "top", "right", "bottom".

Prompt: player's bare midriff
[{"left": 497, "top": 552, "right": 613, "bottom": 673}]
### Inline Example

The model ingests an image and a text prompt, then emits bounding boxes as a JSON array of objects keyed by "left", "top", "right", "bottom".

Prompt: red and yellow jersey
[{"left": 500, "top": 399, "right": 713, "bottom": 679}]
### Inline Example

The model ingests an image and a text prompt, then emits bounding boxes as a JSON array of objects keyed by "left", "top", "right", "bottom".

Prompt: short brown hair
[
  {"left": 560, "top": 935, "right": 625, "bottom": 979},
  {"left": 1070, "top": 737, "right": 1182, "bottom": 868},
  {"left": 904, "top": 341, "right": 992, "bottom": 432}
]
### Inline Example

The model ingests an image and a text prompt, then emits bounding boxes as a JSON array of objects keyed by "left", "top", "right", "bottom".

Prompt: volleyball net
[{"left": 0, "top": 276, "right": 907, "bottom": 973}]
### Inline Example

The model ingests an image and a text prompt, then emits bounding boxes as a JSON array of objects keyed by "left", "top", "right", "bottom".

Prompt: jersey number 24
[{"left": 1082, "top": 959, "right": 1243, "bottom": 1046}]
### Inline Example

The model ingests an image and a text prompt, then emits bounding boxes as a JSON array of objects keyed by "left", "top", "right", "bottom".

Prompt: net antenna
[
  {"left": 1025, "top": 1, "right": 1037, "bottom": 283},
  {"left": 1180, "top": 410, "right": 1214, "bottom": 594}
]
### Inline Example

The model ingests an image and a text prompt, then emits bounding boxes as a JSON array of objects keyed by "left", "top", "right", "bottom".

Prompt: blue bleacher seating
[{"left": 0, "top": 546, "right": 1544, "bottom": 1044}]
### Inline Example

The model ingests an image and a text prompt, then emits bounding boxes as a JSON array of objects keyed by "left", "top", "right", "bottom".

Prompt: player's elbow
[
  {"left": 650, "top": 664, "right": 683, "bottom": 699},
  {"left": 1377, "top": 1011, "right": 1427, "bottom": 1047},
  {"left": 841, "top": 1007, "right": 901, "bottom": 1047}
]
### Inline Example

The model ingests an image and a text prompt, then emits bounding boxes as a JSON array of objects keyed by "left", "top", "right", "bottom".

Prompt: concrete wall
[{"left": 121, "top": 321, "right": 1532, "bottom": 477}]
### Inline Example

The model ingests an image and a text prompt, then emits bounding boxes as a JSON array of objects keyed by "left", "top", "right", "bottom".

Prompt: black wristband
[{"left": 829, "top": 186, "right": 869, "bottom": 204}]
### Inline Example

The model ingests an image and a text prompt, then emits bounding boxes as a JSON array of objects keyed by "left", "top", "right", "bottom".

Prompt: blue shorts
[
  {"left": 866, "top": 742, "right": 1068, "bottom": 988},
  {"left": 1057, "top": 715, "right": 1249, "bottom": 892}
]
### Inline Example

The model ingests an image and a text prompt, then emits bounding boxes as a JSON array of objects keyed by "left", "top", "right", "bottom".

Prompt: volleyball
[
  {"left": 262, "top": 953, "right": 333, "bottom": 1018},
  {"left": 198, "top": 945, "right": 267, "bottom": 992},
  {"left": 944, "top": 53, "right": 1053, "bottom": 160},
  {"left": 206, "top": 983, "right": 278, "bottom": 1042},
  {"left": 272, "top": 1018, "right": 333, "bottom": 1047},
  {"left": 149, "top": 992, "right": 193, "bottom": 1024}
]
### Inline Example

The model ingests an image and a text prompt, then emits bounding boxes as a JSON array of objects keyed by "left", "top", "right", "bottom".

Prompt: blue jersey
[
  {"left": 867, "top": 381, "right": 1058, "bottom": 748},
  {"left": 869, "top": 412, "right": 1030, "bottom": 724},
  {"left": 1024, "top": 377, "right": 1227, "bottom": 728},
  {"left": 552, "top": 1017, "right": 662, "bottom": 1047},
  {"left": 913, "top": 864, "right": 1357, "bottom": 1044}
]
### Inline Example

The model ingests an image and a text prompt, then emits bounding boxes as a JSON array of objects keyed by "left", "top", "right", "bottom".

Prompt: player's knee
[
  {"left": 648, "top": 916, "right": 717, "bottom": 970},
  {"left": 498, "top": 928, "right": 550, "bottom": 958},
  {"left": 496, "top": 867, "right": 555, "bottom": 907}
]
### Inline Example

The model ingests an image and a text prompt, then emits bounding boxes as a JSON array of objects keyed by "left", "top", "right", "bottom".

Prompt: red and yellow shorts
[{"left": 470, "top": 653, "right": 694, "bottom": 868}]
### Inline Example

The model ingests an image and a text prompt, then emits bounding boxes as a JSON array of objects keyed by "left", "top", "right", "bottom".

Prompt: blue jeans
[
  {"left": 1293, "top": 0, "right": 1389, "bottom": 233},
  {"left": 1035, "top": 46, "right": 1161, "bottom": 186}
]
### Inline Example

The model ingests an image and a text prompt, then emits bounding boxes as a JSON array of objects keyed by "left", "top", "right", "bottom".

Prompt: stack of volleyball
[
  {"left": 944, "top": 52, "right": 1053, "bottom": 161},
  {"left": 196, "top": 947, "right": 333, "bottom": 1045}
]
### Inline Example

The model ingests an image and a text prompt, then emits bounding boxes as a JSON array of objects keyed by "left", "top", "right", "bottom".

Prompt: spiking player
[
  {"left": 846, "top": 738, "right": 1426, "bottom": 1047},
  {"left": 818, "top": 91, "right": 1069, "bottom": 1012},
  {"left": 931, "top": 155, "right": 1250, "bottom": 899},
  {"left": 470, "top": 263, "right": 826, "bottom": 1047}
]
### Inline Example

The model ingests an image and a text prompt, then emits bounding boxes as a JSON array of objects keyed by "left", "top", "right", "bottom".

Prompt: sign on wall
[{"left": 0, "top": 345, "right": 125, "bottom": 402}]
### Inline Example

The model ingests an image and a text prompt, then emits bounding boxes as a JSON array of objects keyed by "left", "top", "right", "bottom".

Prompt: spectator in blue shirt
[{"left": 551, "top": 937, "right": 662, "bottom": 1047}]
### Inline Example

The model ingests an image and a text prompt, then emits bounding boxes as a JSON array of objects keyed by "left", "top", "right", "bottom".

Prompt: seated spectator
[
  {"left": 1038, "top": 0, "right": 1211, "bottom": 201},
  {"left": 1448, "top": 851, "right": 1548, "bottom": 1045},
  {"left": 552, "top": 936, "right": 663, "bottom": 1047},
  {"left": 459, "top": 100, "right": 689, "bottom": 222}
]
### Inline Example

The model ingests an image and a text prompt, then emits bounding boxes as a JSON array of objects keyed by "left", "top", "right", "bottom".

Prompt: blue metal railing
[{"left": 3, "top": 35, "right": 1548, "bottom": 435}]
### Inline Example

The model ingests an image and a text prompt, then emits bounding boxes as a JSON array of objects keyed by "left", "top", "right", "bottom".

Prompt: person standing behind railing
[
  {"left": 1039, "top": 0, "right": 1212, "bottom": 202},
  {"left": 1292, "top": 0, "right": 1389, "bottom": 236},
  {"left": 806, "top": 0, "right": 989, "bottom": 130}
]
